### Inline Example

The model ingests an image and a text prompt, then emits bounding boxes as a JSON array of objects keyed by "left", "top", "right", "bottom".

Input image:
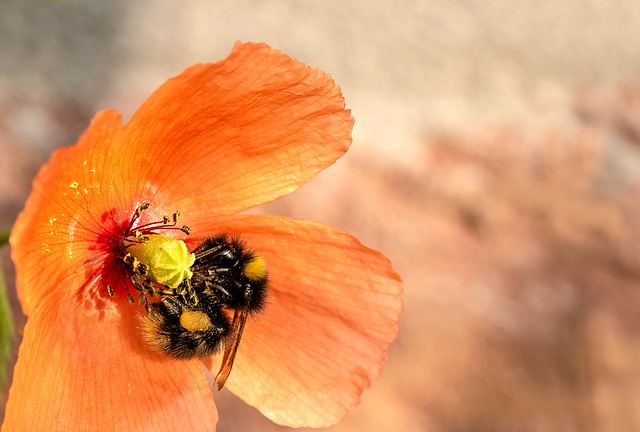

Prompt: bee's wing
[{"left": 215, "top": 304, "right": 250, "bottom": 390}]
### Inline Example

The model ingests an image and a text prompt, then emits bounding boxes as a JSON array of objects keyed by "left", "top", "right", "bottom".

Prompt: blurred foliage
[{"left": 0, "top": 252, "right": 13, "bottom": 390}]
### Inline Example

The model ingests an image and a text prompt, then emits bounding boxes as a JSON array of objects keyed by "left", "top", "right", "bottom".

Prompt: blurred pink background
[{"left": 2, "top": 1, "right": 640, "bottom": 431}]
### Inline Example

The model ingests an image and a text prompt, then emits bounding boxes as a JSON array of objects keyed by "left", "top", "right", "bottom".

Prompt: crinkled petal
[
  {"left": 120, "top": 41, "right": 353, "bottom": 216},
  {"left": 191, "top": 215, "right": 403, "bottom": 427},
  {"left": 2, "top": 291, "right": 218, "bottom": 432}
]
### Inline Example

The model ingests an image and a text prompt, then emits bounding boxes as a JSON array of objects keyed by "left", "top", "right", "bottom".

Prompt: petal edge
[{"left": 197, "top": 214, "right": 402, "bottom": 427}]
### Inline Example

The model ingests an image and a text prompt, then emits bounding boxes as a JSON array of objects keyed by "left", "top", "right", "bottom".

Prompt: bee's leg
[
  {"left": 161, "top": 295, "right": 186, "bottom": 317},
  {"left": 183, "top": 279, "right": 199, "bottom": 305},
  {"left": 206, "top": 282, "right": 233, "bottom": 303}
]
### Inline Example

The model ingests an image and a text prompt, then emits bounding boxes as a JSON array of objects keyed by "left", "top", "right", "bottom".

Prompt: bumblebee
[{"left": 139, "top": 234, "right": 268, "bottom": 389}]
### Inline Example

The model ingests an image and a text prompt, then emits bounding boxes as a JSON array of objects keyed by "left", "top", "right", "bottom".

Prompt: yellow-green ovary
[{"left": 127, "top": 234, "right": 195, "bottom": 288}]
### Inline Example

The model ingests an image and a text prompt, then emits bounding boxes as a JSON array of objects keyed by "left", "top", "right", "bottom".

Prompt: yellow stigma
[
  {"left": 180, "top": 311, "right": 212, "bottom": 332},
  {"left": 126, "top": 234, "right": 195, "bottom": 288},
  {"left": 243, "top": 255, "right": 267, "bottom": 281}
]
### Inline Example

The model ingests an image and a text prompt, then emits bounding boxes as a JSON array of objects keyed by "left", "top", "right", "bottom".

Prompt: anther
[{"left": 137, "top": 263, "right": 148, "bottom": 275}]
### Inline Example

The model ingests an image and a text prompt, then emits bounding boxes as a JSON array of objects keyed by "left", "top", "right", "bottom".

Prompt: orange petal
[
  {"left": 194, "top": 215, "right": 403, "bottom": 427},
  {"left": 2, "top": 291, "right": 218, "bottom": 431},
  {"left": 120, "top": 42, "right": 353, "bottom": 216},
  {"left": 9, "top": 109, "right": 129, "bottom": 316}
]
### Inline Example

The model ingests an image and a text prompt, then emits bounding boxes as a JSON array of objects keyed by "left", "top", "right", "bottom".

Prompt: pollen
[
  {"left": 126, "top": 234, "right": 195, "bottom": 288},
  {"left": 179, "top": 311, "right": 212, "bottom": 332},
  {"left": 243, "top": 255, "right": 267, "bottom": 281}
]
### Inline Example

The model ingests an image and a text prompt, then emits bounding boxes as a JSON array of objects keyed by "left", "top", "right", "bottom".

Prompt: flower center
[{"left": 108, "top": 201, "right": 194, "bottom": 304}]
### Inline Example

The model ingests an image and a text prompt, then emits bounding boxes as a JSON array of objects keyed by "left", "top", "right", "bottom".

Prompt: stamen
[
  {"left": 114, "top": 202, "right": 195, "bottom": 306},
  {"left": 126, "top": 202, "right": 191, "bottom": 237},
  {"left": 125, "top": 201, "right": 150, "bottom": 234}
]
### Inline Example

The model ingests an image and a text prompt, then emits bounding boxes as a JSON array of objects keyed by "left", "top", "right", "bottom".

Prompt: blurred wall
[{"left": 2, "top": 1, "right": 640, "bottom": 431}]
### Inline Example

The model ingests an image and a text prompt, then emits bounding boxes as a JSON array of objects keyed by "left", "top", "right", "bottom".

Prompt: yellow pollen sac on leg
[
  {"left": 243, "top": 255, "right": 267, "bottom": 281},
  {"left": 180, "top": 311, "right": 212, "bottom": 332},
  {"left": 126, "top": 234, "right": 195, "bottom": 288}
]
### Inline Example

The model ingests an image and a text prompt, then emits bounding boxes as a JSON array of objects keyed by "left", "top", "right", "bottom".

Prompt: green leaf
[
  {"left": 0, "top": 231, "right": 8, "bottom": 247},
  {"left": 0, "top": 263, "right": 15, "bottom": 389}
]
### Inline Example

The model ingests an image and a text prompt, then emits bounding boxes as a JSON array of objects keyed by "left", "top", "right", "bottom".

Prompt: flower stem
[{"left": 0, "top": 231, "right": 8, "bottom": 247}]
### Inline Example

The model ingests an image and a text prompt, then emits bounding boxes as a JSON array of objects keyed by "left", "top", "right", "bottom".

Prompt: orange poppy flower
[{"left": 4, "top": 42, "right": 402, "bottom": 431}]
